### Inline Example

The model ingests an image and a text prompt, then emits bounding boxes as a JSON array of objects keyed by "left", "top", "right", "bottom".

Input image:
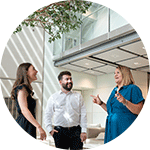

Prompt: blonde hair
[{"left": 116, "top": 65, "right": 135, "bottom": 86}]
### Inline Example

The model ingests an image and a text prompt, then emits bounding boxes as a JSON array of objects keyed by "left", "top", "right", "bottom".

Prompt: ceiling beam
[{"left": 54, "top": 32, "right": 140, "bottom": 67}]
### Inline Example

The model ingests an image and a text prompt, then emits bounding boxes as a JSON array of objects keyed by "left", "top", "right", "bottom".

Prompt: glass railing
[
  {"left": 64, "top": 28, "right": 80, "bottom": 51},
  {"left": 52, "top": 3, "right": 129, "bottom": 56},
  {"left": 53, "top": 35, "right": 63, "bottom": 55},
  {"left": 110, "top": 9, "right": 128, "bottom": 31},
  {"left": 81, "top": 6, "right": 108, "bottom": 44}
]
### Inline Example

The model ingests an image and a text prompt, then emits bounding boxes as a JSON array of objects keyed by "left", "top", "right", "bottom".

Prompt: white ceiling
[
  {"left": 61, "top": 40, "right": 149, "bottom": 76},
  {"left": 118, "top": 57, "right": 149, "bottom": 69},
  {"left": 71, "top": 58, "right": 104, "bottom": 68},
  {"left": 62, "top": 64, "right": 86, "bottom": 72},
  {"left": 120, "top": 41, "right": 147, "bottom": 55},
  {"left": 93, "top": 48, "right": 135, "bottom": 62},
  {"left": 93, "top": 65, "right": 116, "bottom": 74}
]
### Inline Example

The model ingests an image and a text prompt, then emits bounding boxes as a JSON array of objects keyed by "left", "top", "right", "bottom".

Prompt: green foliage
[{"left": 13, "top": 0, "right": 92, "bottom": 43}]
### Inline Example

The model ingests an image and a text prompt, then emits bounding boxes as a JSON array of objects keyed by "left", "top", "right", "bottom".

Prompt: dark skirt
[{"left": 16, "top": 114, "right": 36, "bottom": 138}]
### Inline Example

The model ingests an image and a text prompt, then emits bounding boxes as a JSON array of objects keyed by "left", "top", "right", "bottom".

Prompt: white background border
[{"left": 0, "top": 0, "right": 150, "bottom": 150}]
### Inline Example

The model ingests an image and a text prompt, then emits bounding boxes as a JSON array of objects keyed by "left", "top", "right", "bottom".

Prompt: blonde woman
[
  {"left": 91, "top": 65, "right": 144, "bottom": 143},
  {"left": 11, "top": 63, "right": 46, "bottom": 140}
]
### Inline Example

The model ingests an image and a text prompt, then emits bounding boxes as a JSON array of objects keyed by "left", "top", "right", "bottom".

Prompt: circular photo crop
[{"left": 0, "top": 0, "right": 149, "bottom": 150}]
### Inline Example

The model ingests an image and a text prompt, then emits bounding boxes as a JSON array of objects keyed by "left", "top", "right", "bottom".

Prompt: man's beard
[{"left": 62, "top": 82, "right": 73, "bottom": 91}]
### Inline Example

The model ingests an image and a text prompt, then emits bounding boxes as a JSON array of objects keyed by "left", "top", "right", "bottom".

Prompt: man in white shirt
[{"left": 44, "top": 71, "right": 87, "bottom": 149}]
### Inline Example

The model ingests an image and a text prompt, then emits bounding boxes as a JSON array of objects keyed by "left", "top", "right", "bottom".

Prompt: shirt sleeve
[
  {"left": 44, "top": 96, "right": 54, "bottom": 133},
  {"left": 131, "top": 85, "right": 145, "bottom": 104},
  {"left": 79, "top": 94, "right": 87, "bottom": 133}
]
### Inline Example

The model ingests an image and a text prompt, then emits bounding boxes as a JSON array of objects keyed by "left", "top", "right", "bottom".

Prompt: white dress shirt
[{"left": 44, "top": 90, "right": 87, "bottom": 133}]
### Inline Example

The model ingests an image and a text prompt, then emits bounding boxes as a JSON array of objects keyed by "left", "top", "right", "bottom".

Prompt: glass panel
[
  {"left": 52, "top": 2, "right": 129, "bottom": 55},
  {"left": 53, "top": 34, "right": 63, "bottom": 55},
  {"left": 81, "top": 7, "right": 108, "bottom": 44},
  {"left": 110, "top": 9, "right": 128, "bottom": 31},
  {"left": 64, "top": 28, "right": 80, "bottom": 51},
  {"left": 82, "top": 2, "right": 102, "bottom": 20}
]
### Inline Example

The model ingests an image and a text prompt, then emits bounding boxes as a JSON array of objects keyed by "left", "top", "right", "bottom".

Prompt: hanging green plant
[{"left": 13, "top": 0, "right": 92, "bottom": 43}]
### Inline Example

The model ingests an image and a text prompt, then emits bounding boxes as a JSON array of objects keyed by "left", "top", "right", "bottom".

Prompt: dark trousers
[{"left": 53, "top": 125, "right": 83, "bottom": 150}]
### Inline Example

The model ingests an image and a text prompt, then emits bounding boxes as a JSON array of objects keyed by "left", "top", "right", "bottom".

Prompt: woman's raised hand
[
  {"left": 90, "top": 94, "right": 101, "bottom": 105},
  {"left": 115, "top": 91, "right": 126, "bottom": 105}
]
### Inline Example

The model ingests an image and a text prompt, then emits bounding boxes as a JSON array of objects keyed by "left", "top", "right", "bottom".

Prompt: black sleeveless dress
[{"left": 14, "top": 85, "right": 36, "bottom": 138}]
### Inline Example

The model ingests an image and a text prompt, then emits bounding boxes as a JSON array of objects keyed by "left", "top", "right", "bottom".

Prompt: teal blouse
[{"left": 104, "top": 84, "right": 144, "bottom": 143}]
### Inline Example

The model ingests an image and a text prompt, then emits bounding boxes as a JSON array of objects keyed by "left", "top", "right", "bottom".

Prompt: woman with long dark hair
[{"left": 11, "top": 63, "right": 46, "bottom": 140}]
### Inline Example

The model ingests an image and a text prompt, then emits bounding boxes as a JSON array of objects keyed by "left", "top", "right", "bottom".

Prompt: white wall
[
  {"left": 42, "top": 32, "right": 97, "bottom": 132},
  {"left": 82, "top": 70, "right": 148, "bottom": 127},
  {"left": 0, "top": 26, "right": 148, "bottom": 134},
  {"left": 0, "top": 26, "right": 98, "bottom": 136},
  {"left": 83, "top": 73, "right": 115, "bottom": 127},
  {"left": 0, "top": 26, "right": 44, "bottom": 127},
  {"left": 131, "top": 70, "right": 148, "bottom": 99}
]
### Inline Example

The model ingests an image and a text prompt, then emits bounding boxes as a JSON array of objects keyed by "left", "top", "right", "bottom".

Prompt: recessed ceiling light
[
  {"left": 134, "top": 62, "right": 140, "bottom": 65},
  {"left": 85, "top": 63, "right": 89, "bottom": 65}
]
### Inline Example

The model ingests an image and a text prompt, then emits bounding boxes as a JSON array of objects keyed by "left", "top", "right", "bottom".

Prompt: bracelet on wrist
[{"left": 99, "top": 101, "right": 103, "bottom": 106}]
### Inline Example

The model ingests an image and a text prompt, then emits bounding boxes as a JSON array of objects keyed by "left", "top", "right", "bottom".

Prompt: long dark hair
[{"left": 11, "top": 63, "right": 33, "bottom": 100}]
